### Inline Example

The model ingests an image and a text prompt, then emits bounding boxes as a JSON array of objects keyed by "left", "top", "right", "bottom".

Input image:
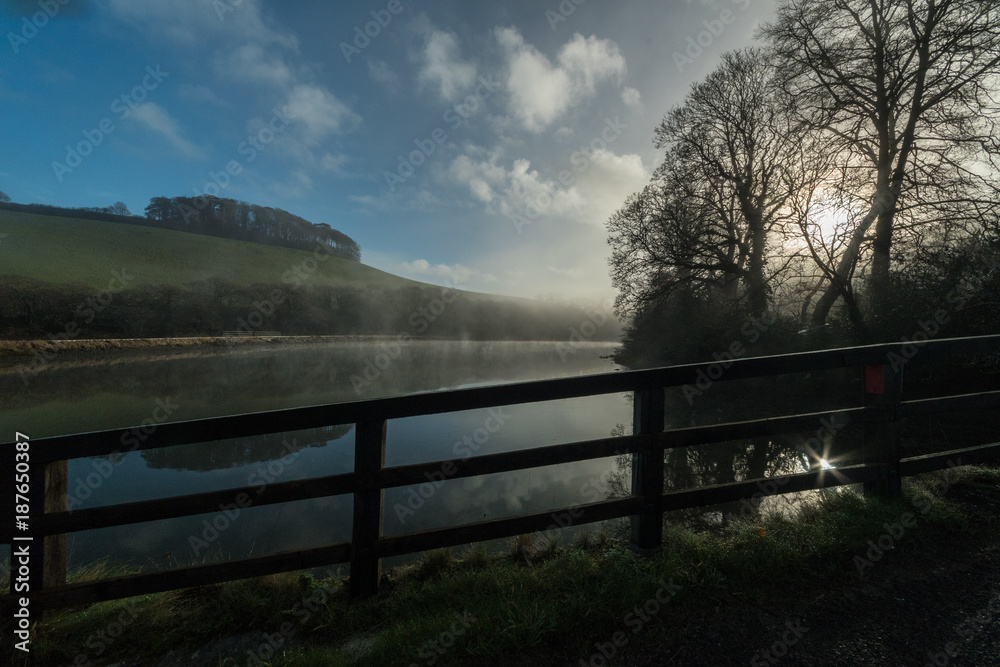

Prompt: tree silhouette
[{"left": 764, "top": 0, "right": 1000, "bottom": 333}]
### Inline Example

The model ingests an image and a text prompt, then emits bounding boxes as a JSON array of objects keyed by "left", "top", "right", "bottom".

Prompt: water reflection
[
  {"left": 0, "top": 340, "right": 867, "bottom": 578},
  {"left": 0, "top": 341, "right": 630, "bottom": 573}
]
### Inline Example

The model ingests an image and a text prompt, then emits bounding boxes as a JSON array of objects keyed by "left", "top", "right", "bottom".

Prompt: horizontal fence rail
[{"left": 2, "top": 334, "right": 999, "bottom": 612}]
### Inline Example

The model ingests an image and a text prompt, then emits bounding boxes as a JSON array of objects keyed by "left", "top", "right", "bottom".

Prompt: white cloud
[
  {"left": 368, "top": 59, "right": 400, "bottom": 89},
  {"left": 547, "top": 265, "right": 585, "bottom": 279},
  {"left": 622, "top": 87, "right": 643, "bottom": 112},
  {"left": 553, "top": 126, "right": 575, "bottom": 142},
  {"left": 496, "top": 28, "right": 627, "bottom": 132},
  {"left": 445, "top": 145, "right": 649, "bottom": 227},
  {"left": 284, "top": 84, "right": 361, "bottom": 142},
  {"left": 106, "top": 0, "right": 298, "bottom": 50},
  {"left": 415, "top": 27, "right": 477, "bottom": 101},
  {"left": 320, "top": 152, "right": 349, "bottom": 174},
  {"left": 177, "top": 83, "right": 228, "bottom": 107},
  {"left": 130, "top": 103, "right": 208, "bottom": 160},
  {"left": 213, "top": 43, "right": 295, "bottom": 87},
  {"left": 558, "top": 33, "right": 627, "bottom": 95},
  {"left": 271, "top": 169, "right": 313, "bottom": 198},
  {"left": 396, "top": 259, "right": 496, "bottom": 287}
]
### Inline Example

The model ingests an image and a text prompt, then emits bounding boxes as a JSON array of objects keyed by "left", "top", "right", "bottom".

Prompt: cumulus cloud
[
  {"left": 396, "top": 259, "right": 497, "bottom": 286},
  {"left": 213, "top": 43, "right": 295, "bottom": 87},
  {"left": 368, "top": 59, "right": 400, "bottom": 89},
  {"left": 622, "top": 87, "right": 643, "bottom": 112},
  {"left": 106, "top": 0, "right": 298, "bottom": 50},
  {"left": 177, "top": 83, "right": 228, "bottom": 107},
  {"left": 320, "top": 152, "right": 349, "bottom": 174},
  {"left": 107, "top": 0, "right": 361, "bottom": 183},
  {"left": 445, "top": 144, "right": 649, "bottom": 227},
  {"left": 271, "top": 169, "right": 313, "bottom": 198},
  {"left": 496, "top": 28, "right": 627, "bottom": 132},
  {"left": 284, "top": 84, "right": 361, "bottom": 141},
  {"left": 130, "top": 103, "right": 207, "bottom": 160},
  {"left": 415, "top": 24, "right": 477, "bottom": 100}
]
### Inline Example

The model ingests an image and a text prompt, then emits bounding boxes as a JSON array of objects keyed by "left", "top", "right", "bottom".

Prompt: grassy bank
[
  {"left": 0, "top": 335, "right": 393, "bottom": 358},
  {"left": 7, "top": 465, "right": 1000, "bottom": 666}
]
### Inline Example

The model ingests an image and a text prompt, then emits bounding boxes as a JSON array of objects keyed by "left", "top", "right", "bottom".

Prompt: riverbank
[
  {"left": 0, "top": 335, "right": 401, "bottom": 358},
  {"left": 7, "top": 464, "right": 999, "bottom": 666}
]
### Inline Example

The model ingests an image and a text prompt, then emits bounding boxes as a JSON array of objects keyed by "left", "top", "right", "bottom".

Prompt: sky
[{"left": 0, "top": 0, "right": 777, "bottom": 301}]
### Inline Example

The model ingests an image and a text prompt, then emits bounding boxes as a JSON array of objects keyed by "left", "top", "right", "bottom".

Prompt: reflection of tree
[
  {"left": 138, "top": 424, "right": 351, "bottom": 471},
  {"left": 608, "top": 374, "right": 857, "bottom": 525}
]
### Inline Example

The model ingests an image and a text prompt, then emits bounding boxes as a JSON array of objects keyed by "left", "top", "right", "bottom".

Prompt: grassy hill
[
  {"left": 0, "top": 210, "right": 622, "bottom": 342},
  {"left": 0, "top": 210, "right": 431, "bottom": 292}
]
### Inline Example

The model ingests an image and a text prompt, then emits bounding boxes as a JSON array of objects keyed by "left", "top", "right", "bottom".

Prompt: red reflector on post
[{"left": 865, "top": 364, "right": 885, "bottom": 395}]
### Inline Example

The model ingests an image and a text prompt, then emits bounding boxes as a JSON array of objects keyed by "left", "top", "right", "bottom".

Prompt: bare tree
[
  {"left": 764, "top": 0, "right": 1000, "bottom": 332},
  {"left": 108, "top": 201, "right": 131, "bottom": 216},
  {"left": 608, "top": 48, "right": 810, "bottom": 320}
]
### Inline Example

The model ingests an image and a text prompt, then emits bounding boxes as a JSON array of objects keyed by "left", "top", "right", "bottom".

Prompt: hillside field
[{"left": 0, "top": 211, "right": 430, "bottom": 292}]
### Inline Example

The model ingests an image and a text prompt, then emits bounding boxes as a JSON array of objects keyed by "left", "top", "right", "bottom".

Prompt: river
[{"left": 1, "top": 340, "right": 633, "bottom": 575}]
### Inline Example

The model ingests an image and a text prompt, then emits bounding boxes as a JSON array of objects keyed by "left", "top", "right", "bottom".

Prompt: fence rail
[{"left": 3, "top": 334, "right": 999, "bottom": 612}]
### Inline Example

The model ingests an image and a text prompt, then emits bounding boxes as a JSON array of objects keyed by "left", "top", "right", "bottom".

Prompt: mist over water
[{"left": 1, "top": 340, "right": 630, "bottom": 574}]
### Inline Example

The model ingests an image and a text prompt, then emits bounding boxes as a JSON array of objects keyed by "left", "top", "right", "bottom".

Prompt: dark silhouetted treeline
[
  {"left": 0, "top": 195, "right": 361, "bottom": 261},
  {"left": 0, "top": 276, "right": 620, "bottom": 342}
]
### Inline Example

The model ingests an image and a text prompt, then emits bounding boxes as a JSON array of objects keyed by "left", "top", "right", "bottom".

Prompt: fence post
[
  {"left": 44, "top": 461, "right": 68, "bottom": 591},
  {"left": 630, "top": 387, "right": 666, "bottom": 552},
  {"left": 349, "top": 419, "right": 386, "bottom": 599},
  {"left": 862, "top": 363, "right": 902, "bottom": 497}
]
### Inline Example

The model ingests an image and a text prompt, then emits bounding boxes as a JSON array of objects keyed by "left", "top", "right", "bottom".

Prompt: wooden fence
[{"left": 3, "top": 334, "right": 1000, "bottom": 614}]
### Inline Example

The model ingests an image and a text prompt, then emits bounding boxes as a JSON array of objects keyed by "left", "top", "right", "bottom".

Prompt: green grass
[
  {"left": 10, "top": 465, "right": 1000, "bottom": 666},
  {"left": 0, "top": 211, "right": 432, "bottom": 292}
]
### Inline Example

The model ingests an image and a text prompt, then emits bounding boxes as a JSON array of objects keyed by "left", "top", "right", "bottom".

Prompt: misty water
[
  {"left": 1, "top": 340, "right": 639, "bottom": 576},
  {"left": 1, "top": 339, "right": 862, "bottom": 580}
]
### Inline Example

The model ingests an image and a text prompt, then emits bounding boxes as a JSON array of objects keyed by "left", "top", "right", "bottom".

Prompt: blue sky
[{"left": 0, "top": 0, "right": 776, "bottom": 300}]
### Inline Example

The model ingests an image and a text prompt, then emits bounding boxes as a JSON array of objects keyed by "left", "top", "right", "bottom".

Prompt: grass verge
[{"left": 6, "top": 465, "right": 1000, "bottom": 667}]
